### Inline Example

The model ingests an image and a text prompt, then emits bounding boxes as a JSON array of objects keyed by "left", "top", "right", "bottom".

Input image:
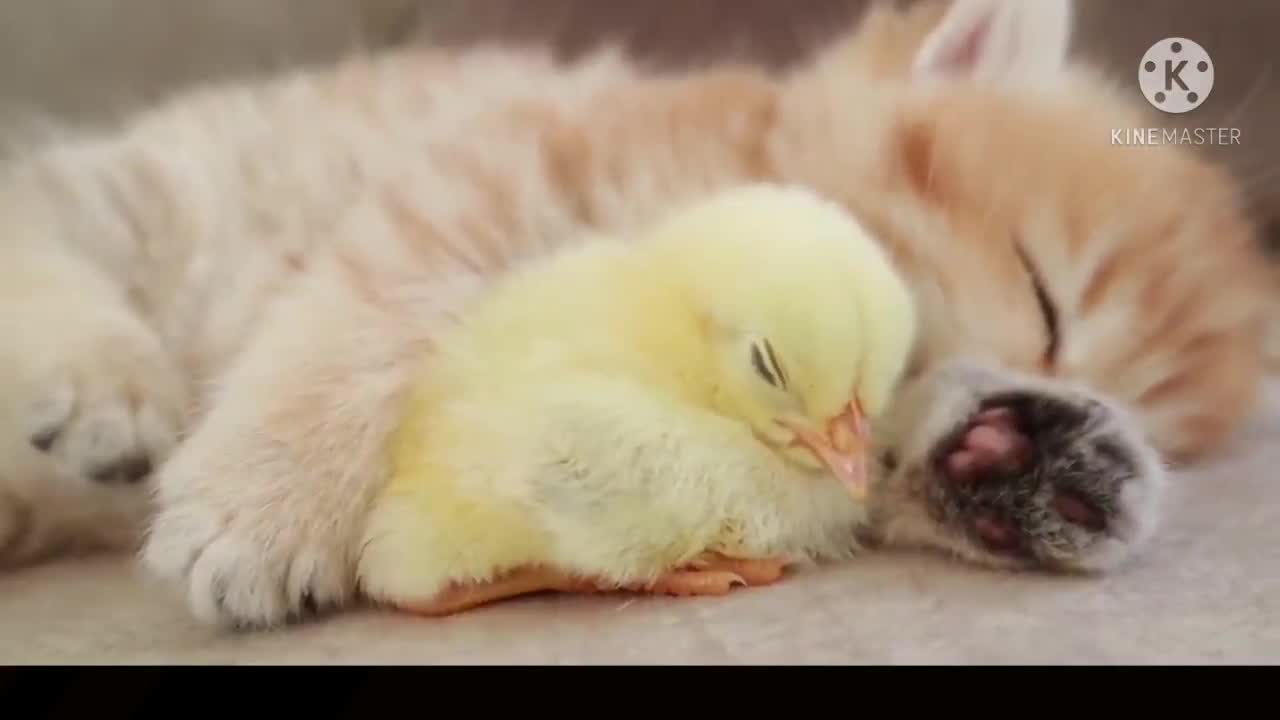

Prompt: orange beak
[{"left": 789, "top": 399, "right": 871, "bottom": 501}]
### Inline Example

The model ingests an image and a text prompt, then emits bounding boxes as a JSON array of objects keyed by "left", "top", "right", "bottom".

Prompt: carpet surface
[{"left": 4, "top": 383, "right": 1277, "bottom": 665}]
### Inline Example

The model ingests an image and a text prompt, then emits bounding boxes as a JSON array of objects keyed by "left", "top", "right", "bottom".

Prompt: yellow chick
[{"left": 356, "top": 183, "right": 917, "bottom": 617}]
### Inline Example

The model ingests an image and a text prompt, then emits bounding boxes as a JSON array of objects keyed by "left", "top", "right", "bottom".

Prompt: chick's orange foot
[
  {"left": 395, "top": 566, "right": 598, "bottom": 617},
  {"left": 635, "top": 553, "right": 790, "bottom": 596},
  {"left": 392, "top": 554, "right": 789, "bottom": 617}
]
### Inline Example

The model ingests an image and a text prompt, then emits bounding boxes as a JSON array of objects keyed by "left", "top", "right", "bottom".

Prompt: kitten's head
[{"left": 774, "top": 0, "right": 1273, "bottom": 464}]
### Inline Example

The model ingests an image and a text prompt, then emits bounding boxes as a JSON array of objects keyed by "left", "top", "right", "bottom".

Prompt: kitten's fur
[{"left": 0, "top": 0, "right": 1269, "bottom": 628}]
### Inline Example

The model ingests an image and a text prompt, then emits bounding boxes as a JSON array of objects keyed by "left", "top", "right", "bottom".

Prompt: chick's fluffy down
[
  {"left": 359, "top": 373, "right": 868, "bottom": 603},
  {"left": 356, "top": 183, "right": 908, "bottom": 608}
]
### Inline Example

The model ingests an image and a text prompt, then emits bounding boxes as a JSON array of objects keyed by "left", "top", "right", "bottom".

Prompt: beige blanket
[{"left": 4, "top": 383, "right": 1276, "bottom": 665}]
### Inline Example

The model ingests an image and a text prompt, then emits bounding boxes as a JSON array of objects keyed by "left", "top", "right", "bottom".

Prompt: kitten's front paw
[
  {"left": 926, "top": 390, "right": 1163, "bottom": 571},
  {"left": 876, "top": 360, "right": 1166, "bottom": 573},
  {"left": 143, "top": 473, "right": 354, "bottom": 629}
]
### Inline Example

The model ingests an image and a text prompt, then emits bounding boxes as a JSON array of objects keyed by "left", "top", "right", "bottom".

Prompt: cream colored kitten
[{"left": 0, "top": 0, "right": 1268, "bottom": 630}]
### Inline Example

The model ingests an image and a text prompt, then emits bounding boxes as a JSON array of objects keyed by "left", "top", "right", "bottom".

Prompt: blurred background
[{"left": 0, "top": 0, "right": 1277, "bottom": 251}]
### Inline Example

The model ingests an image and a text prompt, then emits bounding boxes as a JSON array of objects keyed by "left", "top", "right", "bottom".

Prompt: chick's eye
[{"left": 750, "top": 339, "right": 787, "bottom": 389}]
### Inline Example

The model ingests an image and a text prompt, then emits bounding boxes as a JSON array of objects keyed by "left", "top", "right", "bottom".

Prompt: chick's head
[{"left": 639, "top": 183, "right": 918, "bottom": 498}]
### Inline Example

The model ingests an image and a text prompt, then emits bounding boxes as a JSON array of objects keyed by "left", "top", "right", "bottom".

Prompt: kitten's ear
[{"left": 912, "top": 0, "right": 1073, "bottom": 81}]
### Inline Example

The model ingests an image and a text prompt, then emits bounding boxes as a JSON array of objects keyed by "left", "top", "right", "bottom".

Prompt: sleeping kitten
[{"left": 0, "top": 0, "right": 1269, "bottom": 629}]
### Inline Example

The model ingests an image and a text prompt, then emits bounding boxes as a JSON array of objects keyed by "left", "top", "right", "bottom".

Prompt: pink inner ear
[{"left": 938, "top": 11, "right": 995, "bottom": 71}]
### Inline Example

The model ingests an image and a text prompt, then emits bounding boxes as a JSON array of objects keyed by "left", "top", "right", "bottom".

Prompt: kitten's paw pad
[
  {"left": 143, "top": 500, "right": 351, "bottom": 629},
  {"left": 15, "top": 335, "right": 185, "bottom": 488},
  {"left": 930, "top": 390, "right": 1162, "bottom": 571},
  {"left": 942, "top": 407, "right": 1034, "bottom": 484}
]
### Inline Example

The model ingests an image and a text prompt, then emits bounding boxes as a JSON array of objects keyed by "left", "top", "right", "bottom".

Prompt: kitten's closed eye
[{"left": 1014, "top": 243, "right": 1059, "bottom": 367}]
